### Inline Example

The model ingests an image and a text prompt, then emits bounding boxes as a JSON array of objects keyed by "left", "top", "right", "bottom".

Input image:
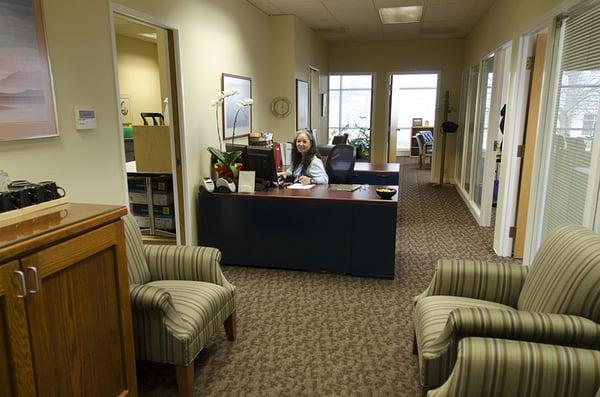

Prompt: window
[
  {"left": 328, "top": 74, "right": 373, "bottom": 156},
  {"left": 391, "top": 74, "right": 438, "bottom": 150},
  {"left": 534, "top": 5, "right": 600, "bottom": 245}
]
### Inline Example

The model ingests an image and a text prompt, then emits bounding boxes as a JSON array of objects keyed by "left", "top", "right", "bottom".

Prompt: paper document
[
  {"left": 287, "top": 183, "right": 315, "bottom": 190},
  {"left": 238, "top": 171, "right": 256, "bottom": 193}
]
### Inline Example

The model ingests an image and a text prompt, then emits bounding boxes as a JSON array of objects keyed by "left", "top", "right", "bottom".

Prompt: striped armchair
[
  {"left": 413, "top": 225, "right": 600, "bottom": 389},
  {"left": 429, "top": 337, "right": 600, "bottom": 397},
  {"left": 123, "top": 214, "right": 236, "bottom": 397}
]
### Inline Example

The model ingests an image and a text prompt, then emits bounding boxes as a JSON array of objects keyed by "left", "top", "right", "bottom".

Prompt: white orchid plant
[{"left": 208, "top": 89, "right": 253, "bottom": 179}]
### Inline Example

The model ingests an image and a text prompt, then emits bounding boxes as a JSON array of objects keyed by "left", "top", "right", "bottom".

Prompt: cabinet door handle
[
  {"left": 25, "top": 266, "right": 40, "bottom": 294},
  {"left": 13, "top": 270, "right": 28, "bottom": 298}
]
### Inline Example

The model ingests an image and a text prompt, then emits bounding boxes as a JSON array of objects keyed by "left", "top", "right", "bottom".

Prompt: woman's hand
[
  {"left": 298, "top": 176, "right": 312, "bottom": 185},
  {"left": 277, "top": 171, "right": 287, "bottom": 178}
]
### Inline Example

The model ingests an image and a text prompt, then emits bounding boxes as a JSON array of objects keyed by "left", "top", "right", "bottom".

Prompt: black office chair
[
  {"left": 140, "top": 112, "right": 165, "bottom": 126},
  {"left": 325, "top": 144, "right": 356, "bottom": 184},
  {"left": 331, "top": 133, "right": 349, "bottom": 145}
]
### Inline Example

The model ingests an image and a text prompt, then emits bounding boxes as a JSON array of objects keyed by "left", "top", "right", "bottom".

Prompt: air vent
[
  {"left": 313, "top": 27, "right": 346, "bottom": 34},
  {"left": 420, "top": 26, "right": 459, "bottom": 34}
]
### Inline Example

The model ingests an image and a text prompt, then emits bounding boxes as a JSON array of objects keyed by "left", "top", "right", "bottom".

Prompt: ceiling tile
[
  {"left": 344, "top": 24, "right": 383, "bottom": 33},
  {"left": 381, "top": 23, "right": 420, "bottom": 34},
  {"left": 244, "top": 0, "right": 495, "bottom": 43},
  {"left": 247, "top": 0, "right": 284, "bottom": 15},
  {"left": 323, "top": 0, "right": 375, "bottom": 11},
  {"left": 306, "top": 16, "right": 342, "bottom": 28},
  {"left": 320, "top": 32, "right": 354, "bottom": 42},
  {"left": 422, "top": 3, "right": 478, "bottom": 22},
  {"left": 373, "top": 0, "right": 424, "bottom": 8},
  {"left": 332, "top": 9, "right": 381, "bottom": 24}
]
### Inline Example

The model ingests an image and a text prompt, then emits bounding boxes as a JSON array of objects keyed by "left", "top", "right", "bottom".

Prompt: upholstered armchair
[
  {"left": 428, "top": 337, "right": 600, "bottom": 397},
  {"left": 123, "top": 214, "right": 236, "bottom": 397},
  {"left": 413, "top": 225, "right": 600, "bottom": 390}
]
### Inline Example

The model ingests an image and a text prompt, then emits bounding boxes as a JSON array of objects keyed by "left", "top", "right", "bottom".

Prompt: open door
[
  {"left": 112, "top": 12, "right": 187, "bottom": 244},
  {"left": 513, "top": 33, "right": 547, "bottom": 258}
]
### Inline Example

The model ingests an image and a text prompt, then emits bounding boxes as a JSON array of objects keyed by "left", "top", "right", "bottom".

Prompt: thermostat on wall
[{"left": 75, "top": 109, "right": 97, "bottom": 130}]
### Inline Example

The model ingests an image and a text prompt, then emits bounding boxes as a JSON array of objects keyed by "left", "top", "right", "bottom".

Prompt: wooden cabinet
[{"left": 0, "top": 204, "right": 137, "bottom": 397}]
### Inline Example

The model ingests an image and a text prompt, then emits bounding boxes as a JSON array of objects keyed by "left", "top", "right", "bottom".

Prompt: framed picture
[
  {"left": 296, "top": 79, "right": 309, "bottom": 130},
  {"left": 120, "top": 95, "right": 132, "bottom": 125},
  {"left": 412, "top": 118, "right": 423, "bottom": 127},
  {"left": 0, "top": 0, "right": 58, "bottom": 141},
  {"left": 222, "top": 73, "right": 252, "bottom": 139},
  {"left": 321, "top": 93, "right": 328, "bottom": 117}
]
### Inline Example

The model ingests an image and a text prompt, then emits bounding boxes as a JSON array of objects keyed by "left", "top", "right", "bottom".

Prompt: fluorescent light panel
[{"left": 379, "top": 6, "right": 423, "bottom": 24}]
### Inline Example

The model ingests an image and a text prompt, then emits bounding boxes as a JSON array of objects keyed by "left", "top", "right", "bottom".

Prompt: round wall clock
[{"left": 271, "top": 96, "right": 292, "bottom": 118}]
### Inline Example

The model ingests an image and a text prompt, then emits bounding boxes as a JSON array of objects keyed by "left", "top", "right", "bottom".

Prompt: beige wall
[
  {"left": 0, "top": 0, "right": 126, "bottom": 205},
  {"left": 329, "top": 39, "right": 465, "bottom": 180},
  {"left": 116, "top": 34, "right": 162, "bottom": 125},
  {"left": 265, "top": 16, "right": 329, "bottom": 145},
  {"left": 266, "top": 16, "right": 296, "bottom": 142},
  {"left": 0, "top": 0, "right": 328, "bottom": 243},
  {"left": 293, "top": 17, "right": 329, "bottom": 145},
  {"left": 465, "top": 0, "right": 567, "bottom": 66}
]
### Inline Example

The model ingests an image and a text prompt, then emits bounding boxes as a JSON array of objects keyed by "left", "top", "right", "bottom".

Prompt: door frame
[
  {"left": 386, "top": 70, "right": 441, "bottom": 168},
  {"left": 109, "top": 3, "right": 189, "bottom": 244}
]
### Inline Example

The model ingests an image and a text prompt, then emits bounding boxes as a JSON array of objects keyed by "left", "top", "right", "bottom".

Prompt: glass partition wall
[
  {"left": 473, "top": 57, "right": 495, "bottom": 208},
  {"left": 456, "top": 46, "right": 510, "bottom": 226},
  {"left": 528, "top": 4, "right": 600, "bottom": 260}
]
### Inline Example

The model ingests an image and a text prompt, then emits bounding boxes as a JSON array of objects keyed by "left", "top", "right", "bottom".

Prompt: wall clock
[{"left": 271, "top": 96, "right": 292, "bottom": 118}]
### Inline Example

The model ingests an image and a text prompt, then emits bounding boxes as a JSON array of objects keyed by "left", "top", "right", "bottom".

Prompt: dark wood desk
[
  {"left": 351, "top": 163, "right": 400, "bottom": 185},
  {"left": 197, "top": 185, "right": 397, "bottom": 278}
]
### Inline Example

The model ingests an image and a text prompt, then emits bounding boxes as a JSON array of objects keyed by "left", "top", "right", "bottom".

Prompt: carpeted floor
[{"left": 138, "top": 157, "right": 517, "bottom": 396}]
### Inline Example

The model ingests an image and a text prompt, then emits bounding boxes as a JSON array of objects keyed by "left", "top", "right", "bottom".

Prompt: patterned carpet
[{"left": 138, "top": 157, "right": 516, "bottom": 396}]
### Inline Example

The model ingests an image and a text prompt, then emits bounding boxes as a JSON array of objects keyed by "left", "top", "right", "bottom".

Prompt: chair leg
[
  {"left": 176, "top": 363, "right": 194, "bottom": 397},
  {"left": 413, "top": 330, "right": 418, "bottom": 355},
  {"left": 419, "top": 154, "right": 423, "bottom": 169},
  {"left": 224, "top": 310, "right": 237, "bottom": 341}
]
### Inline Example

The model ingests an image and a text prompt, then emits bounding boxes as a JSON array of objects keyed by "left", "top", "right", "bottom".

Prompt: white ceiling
[{"left": 246, "top": 0, "right": 496, "bottom": 42}]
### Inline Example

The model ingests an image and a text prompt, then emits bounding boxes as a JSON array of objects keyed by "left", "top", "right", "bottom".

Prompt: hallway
[{"left": 138, "top": 158, "right": 515, "bottom": 396}]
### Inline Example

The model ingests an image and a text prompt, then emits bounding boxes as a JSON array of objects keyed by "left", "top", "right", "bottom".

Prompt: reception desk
[
  {"left": 351, "top": 162, "right": 400, "bottom": 185},
  {"left": 197, "top": 185, "right": 397, "bottom": 278}
]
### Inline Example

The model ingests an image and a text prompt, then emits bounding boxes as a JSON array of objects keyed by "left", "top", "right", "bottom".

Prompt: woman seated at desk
[{"left": 278, "top": 129, "right": 329, "bottom": 185}]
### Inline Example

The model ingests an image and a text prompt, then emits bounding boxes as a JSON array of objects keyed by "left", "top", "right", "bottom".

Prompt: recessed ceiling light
[
  {"left": 379, "top": 6, "right": 423, "bottom": 24},
  {"left": 138, "top": 32, "right": 157, "bottom": 40}
]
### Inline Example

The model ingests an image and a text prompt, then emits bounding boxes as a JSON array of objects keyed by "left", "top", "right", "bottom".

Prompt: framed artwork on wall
[
  {"left": 222, "top": 73, "right": 252, "bottom": 140},
  {"left": 0, "top": 0, "right": 58, "bottom": 141},
  {"left": 296, "top": 79, "right": 309, "bottom": 130}
]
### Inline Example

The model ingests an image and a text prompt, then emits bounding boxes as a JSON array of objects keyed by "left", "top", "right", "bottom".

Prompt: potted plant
[
  {"left": 208, "top": 90, "right": 252, "bottom": 180},
  {"left": 207, "top": 146, "right": 243, "bottom": 180}
]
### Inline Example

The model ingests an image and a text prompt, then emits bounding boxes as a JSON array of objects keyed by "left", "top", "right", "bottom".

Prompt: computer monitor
[
  {"left": 225, "top": 143, "right": 248, "bottom": 166},
  {"left": 246, "top": 146, "right": 278, "bottom": 188}
]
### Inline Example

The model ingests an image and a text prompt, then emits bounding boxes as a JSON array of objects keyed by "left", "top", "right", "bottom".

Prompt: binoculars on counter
[{"left": 0, "top": 180, "right": 65, "bottom": 214}]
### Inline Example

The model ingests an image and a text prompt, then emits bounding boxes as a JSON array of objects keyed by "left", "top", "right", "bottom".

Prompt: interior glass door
[
  {"left": 462, "top": 65, "right": 480, "bottom": 193},
  {"left": 473, "top": 56, "right": 495, "bottom": 209}
]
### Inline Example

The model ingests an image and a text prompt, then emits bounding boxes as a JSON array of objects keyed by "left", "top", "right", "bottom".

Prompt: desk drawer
[{"left": 351, "top": 173, "right": 399, "bottom": 185}]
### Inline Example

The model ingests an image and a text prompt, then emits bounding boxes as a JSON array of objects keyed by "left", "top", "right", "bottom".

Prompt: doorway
[
  {"left": 388, "top": 73, "right": 439, "bottom": 162},
  {"left": 456, "top": 45, "right": 511, "bottom": 227},
  {"left": 111, "top": 10, "right": 187, "bottom": 244}
]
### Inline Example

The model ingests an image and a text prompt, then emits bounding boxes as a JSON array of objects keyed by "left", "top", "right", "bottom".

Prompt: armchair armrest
[
  {"left": 415, "top": 259, "right": 528, "bottom": 307},
  {"left": 143, "top": 245, "right": 234, "bottom": 290},
  {"left": 129, "top": 283, "right": 175, "bottom": 312},
  {"left": 429, "top": 337, "right": 600, "bottom": 397},
  {"left": 425, "top": 307, "right": 600, "bottom": 358},
  {"left": 129, "top": 284, "right": 192, "bottom": 340}
]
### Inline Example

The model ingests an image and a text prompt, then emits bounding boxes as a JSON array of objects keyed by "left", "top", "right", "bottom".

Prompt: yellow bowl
[{"left": 375, "top": 187, "right": 397, "bottom": 199}]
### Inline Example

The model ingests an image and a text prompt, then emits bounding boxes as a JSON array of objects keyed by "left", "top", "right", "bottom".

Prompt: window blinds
[{"left": 541, "top": 3, "right": 600, "bottom": 239}]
